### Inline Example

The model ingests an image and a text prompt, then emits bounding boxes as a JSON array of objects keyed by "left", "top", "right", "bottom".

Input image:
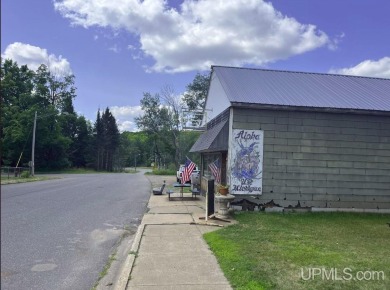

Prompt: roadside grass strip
[{"left": 1, "top": 176, "right": 56, "bottom": 185}]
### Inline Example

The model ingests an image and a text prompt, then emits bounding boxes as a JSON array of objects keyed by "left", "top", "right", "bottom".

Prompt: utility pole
[
  {"left": 30, "top": 111, "right": 67, "bottom": 176},
  {"left": 31, "top": 111, "right": 37, "bottom": 176}
]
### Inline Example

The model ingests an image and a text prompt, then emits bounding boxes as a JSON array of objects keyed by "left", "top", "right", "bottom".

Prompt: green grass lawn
[
  {"left": 1, "top": 176, "right": 57, "bottom": 185},
  {"left": 145, "top": 168, "right": 176, "bottom": 175},
  {"left": 204, "top": 212, "right": 390, "bottom": 290}
]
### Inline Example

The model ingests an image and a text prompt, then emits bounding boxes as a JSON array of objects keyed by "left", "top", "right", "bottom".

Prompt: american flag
[
  {"left": 208, "top": 158, "right": 221, "bottom": 184},
  {"left": 181, "top": 157, "right": 196, "bottom": 184}
]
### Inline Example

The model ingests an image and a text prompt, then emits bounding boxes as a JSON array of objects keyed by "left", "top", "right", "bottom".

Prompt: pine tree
[{"left": 93, "top": 108, "right": 119, "bottom": 171}]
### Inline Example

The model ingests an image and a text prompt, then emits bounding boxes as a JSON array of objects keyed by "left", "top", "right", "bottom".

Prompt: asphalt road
[{"left": 1, "top": 171, "right": 151, "bottom": 290}]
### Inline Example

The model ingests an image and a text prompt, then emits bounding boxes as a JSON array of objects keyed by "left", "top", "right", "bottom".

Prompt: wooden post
[{"left": 206, "top": 179, "right": 215, "bottom": 220}]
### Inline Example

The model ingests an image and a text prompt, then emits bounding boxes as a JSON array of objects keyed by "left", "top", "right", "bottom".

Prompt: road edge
[{"left": 114, "top": 223, "right": 145, "bottom": 290}]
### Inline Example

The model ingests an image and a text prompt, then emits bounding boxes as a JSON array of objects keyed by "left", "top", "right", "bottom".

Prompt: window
[{"left": 201, "top": 152, "right": 227, "bottom": 185}]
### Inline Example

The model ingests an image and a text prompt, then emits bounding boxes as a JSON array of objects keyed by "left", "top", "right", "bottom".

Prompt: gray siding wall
[{"left": 232, "top": 108, "right": 390, "bottom": 209}]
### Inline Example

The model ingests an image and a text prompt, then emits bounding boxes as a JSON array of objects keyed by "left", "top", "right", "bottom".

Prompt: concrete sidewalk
[{"left": 124, "top": 176, "right": 234, "bottom": 290}]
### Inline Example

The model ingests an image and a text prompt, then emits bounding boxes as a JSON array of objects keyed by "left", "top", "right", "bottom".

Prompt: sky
[{"left": 2, "top": 0, "right": 390, "bottom": 132}]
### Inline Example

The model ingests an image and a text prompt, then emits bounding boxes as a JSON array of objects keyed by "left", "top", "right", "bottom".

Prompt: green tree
[
  {"left": 134, "top": 85, "right": 207, "bottom": 169},
  {"left": 58, "top": 92, "right": 93, "bottom": 168},
  {"left": 33, "top": 64, "right": 76, "bottom": 110},
  {"left": 102, "top": 107, "right": 120, "bottom": 170},
  {"left": 29, "top": 64, "right": 77, "bottom": 170},
  {"left": 36, "top": 106, "right": 72, "bottom": 169},
  {"left": 135, "top": 92, "right": 181, "bottom": 168},
  {"left": 1, "top": 58, "right": 87, "bottom": 170},
  {"left": 121, "top": 131, "right": 152, "bottom": 167},
  {"left": 60, "top": 112, "right": 93, "bottom": 168},
  {"left": 179, "top": 130, "right": 201, "bottom": 166},
  {"left": 28, "top": 63, "right": 77, "bottom": 169},
  {"left": 1, "top": 59, "right": 35, "bottom": 166},
  {"left": 182, "top": 72, "right": 211, "bottom": 126},
  {"left": 93, "top": 108, "right": 120, "bottom": 171}
]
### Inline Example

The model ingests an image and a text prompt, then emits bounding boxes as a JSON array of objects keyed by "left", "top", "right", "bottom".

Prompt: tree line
[{"left": 1, "top": 58, "right": 209, "bottom": 172}]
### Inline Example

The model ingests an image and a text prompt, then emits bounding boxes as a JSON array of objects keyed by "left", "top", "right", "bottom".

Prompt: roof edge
[
  {"left": 211, "top": 65, "right": 390, "bottom": 81},
  {"left": 230, "top": 102, "right": 390, "bottom": 116}
]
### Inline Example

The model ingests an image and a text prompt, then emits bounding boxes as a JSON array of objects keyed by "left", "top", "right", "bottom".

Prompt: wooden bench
[{"left": 152, "top": 182, "right": 166, "bottom": 195}]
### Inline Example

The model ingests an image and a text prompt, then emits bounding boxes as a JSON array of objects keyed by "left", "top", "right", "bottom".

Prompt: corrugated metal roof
[{"left": 213, "top": 66, "right": 390, "bottom": 112}]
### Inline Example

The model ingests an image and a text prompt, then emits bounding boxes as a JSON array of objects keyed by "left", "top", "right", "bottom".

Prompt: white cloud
[
  {"left": 1, "top": 42, "right": 72, "bottom": 74},
  {"left": 328, "top": 32, "right": 345, "bottom": 51},
  {"left": 330, "top": 57, "right": 390, "bottom": 79},
  {"left": 110, "top": 105, "right": 144, "bottom": 132},
  {"left": 108, "top": 44, "right": 120, "bottom": 53},
  {"left": 54, "top": 0, "right": 330, "bottom": 73},
  {"left": 118, "top": 120, "right": 138, "bottom": 132}
]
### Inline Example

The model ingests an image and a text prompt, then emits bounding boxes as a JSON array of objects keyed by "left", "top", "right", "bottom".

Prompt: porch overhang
[{"left": 190, "top": 120, "right": 229, "bottom": 153}]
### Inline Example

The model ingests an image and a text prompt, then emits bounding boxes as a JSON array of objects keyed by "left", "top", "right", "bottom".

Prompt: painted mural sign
[{"left": 230, "top": 129, "right": 263, "bottom": 195}]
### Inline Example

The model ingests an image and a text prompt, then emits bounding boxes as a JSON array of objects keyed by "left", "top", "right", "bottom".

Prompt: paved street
[{"left": 1, "top": 171, "right": 151, "bottom": 290}]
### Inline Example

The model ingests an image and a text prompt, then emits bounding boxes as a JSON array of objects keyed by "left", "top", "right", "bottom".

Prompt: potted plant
[{"left": 217, "top": 184, "right": 229, "bottom": 195}]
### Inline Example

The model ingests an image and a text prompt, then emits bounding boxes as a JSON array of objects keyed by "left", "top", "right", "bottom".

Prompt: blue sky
[{"left": 2, "top": 0, "right": 389, "bottom": 131}]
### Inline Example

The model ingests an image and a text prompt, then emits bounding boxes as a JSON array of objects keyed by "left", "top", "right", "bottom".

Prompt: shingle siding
[{"left": 232, "top": 107, "right": 390, "bottom": 209}]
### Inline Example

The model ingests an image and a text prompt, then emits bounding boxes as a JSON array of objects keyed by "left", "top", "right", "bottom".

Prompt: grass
[
  {"left": 1, "top": 168, "right": 97, "bottom": 185},
  {"left": 91, "top": 225, "right": 134, "bottom": 290},
  {"left": 204, "top": 212, "right": 390, "bottom": 290},
  {"left": 1, "top": 175, "right": 57, "bottom": 185},
  {"left": 145, "top": 168, "right": 176, "bottom": 175},
  {"left": 37, "top": 168, "right": 99, "bottom": 174},
  {"left": 91, "top": 252, "right": 117, "bottom": 290},
  {"left": 99, "top": 253, "right": 116, "bottom": 279}
]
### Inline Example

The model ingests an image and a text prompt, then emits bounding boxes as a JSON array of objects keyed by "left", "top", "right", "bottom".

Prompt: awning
[{"left": 190, "top": 120, "right": 229, "bottom": 153}]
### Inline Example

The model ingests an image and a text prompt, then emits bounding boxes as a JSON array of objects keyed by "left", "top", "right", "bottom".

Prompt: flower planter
[{"left": 218, "top": 188, "right": 229, "bottom": 195}]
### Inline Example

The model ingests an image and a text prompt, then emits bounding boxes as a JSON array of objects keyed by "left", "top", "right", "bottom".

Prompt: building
[{"left": 190, "top": 66, "right": 390, "bottom": 212}]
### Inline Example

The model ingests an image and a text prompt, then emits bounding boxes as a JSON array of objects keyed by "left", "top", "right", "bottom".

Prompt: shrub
[
  {"left": 21, "top": 171, "right": 30, "bottom": 178},
  {"left": 151, "top": 168, "right": 176, "bottom": 175}
]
